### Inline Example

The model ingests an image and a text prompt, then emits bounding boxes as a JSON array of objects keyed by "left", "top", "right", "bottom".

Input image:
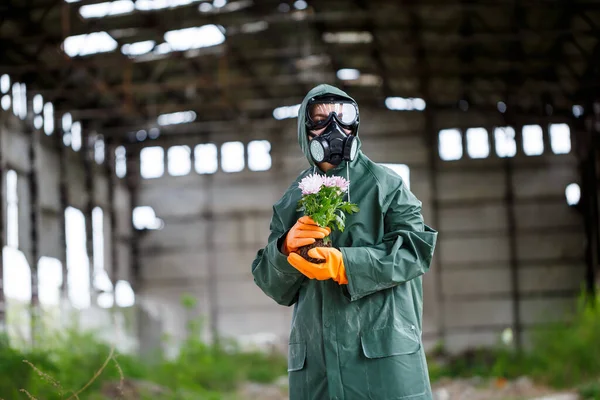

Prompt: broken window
[
  {"left": 115, "top": 280, "right": 135, "bottom": 307},
  {"left": 38, "top": 257, "right": 63, "bottom": 307},
  {"left": 195, "top": 143, "right": 218, "bottom": 174},
  {"left": 221, "top": 141, "right": 244, "bottom": 173},
  {"left": 115, "top": 146, "right": 127, "bottom": 178},
  {"left": 71, "top": 121, "right": 82, "bottom": 152},
  {"left": 6, "top": 170, "right": 18, "bottom": 248},
  {"left": 12, "top": 82, "right": 26, "bottom": 120},
  {"left": 94, "top": 136, "right": 105, "bottom": 164},
  {"left": 65, "top": 207, "right": 91, "bottom": 309},
  {"left": 3, "top": 170, "right": 31, "bottom": 306},
  {"left": 565, "top": 183, "right": 580, "bottom": 206},
  {"left": 0, "top": 74, "right": 10, "bottom": 112},
  {"left": 522, "top": 125, "right": 544, "bottom": 156},
  {"left": 466, "top": 128, "right": 490, "bottom": 159},
  {"left": 140, "top": 146, "right": 164, "bottom": 179},
  {"left": 132, "top": 206, "right": 163, "bottom": 230},
  {"left": 549, "top": 123, "right": 571, "bottom": 154},
  {"left": 79, "top": 0, "right": 135, "bottom": 19},
  {"left": 43, "top": 102, "right": 54, "bottom": 135},
  {"left": 438, "top": 129, "right": 462, "bottom": 161},
  {"left": 33, "top": 94, "right": 44, "bottom": 130},
  {"left": 167, "top": 145, "right": 191, "bottom": 176},
  {"left": 494, "top": 127, "right": 517, "bottom": 158},
  {"left": 2, "top": 247, "right": 31, "bottom": 303},
  {"left": 63, "top": 32, "right": 118, "bottom": 58},
  {"left": 62, "top": 113, "right": 72, "bottom": 147},
  {"left": 248, "top": 140, "right": 271, "bottom": 171},
  {"left": 92, "top": 207, "right": 104, "bottom": 274}
]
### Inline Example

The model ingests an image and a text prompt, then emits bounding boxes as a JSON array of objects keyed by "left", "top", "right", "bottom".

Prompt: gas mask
[{"left": 305, "top": 96, "right": 359, "bottom": 166}]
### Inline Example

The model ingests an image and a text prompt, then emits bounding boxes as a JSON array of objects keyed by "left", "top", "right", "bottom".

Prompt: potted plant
[{"left": 296, "top": 174, "right": 359, "bottom": 263}]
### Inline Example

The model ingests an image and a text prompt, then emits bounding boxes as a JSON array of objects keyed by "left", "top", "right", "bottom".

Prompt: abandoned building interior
[{"left": 0, "top": 0, "right": 599, "bottom": 357}]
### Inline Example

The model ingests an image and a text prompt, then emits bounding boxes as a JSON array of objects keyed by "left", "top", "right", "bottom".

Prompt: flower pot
[{"left": 298, "top": 238, "right": 332, "bottom": 264}]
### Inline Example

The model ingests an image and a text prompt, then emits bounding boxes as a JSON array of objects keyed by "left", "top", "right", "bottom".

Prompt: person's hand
[
  {"left": 287, "top": 247, "right": 348, "bottom": 285},
  {"left": 282, "top": 216, "right": 331, "bottom": 256}
]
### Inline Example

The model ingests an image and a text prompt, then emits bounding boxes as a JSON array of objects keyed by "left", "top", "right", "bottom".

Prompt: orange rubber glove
[
  {"left": 282, "top": 216, "right": 331, "bottom": 256},
  {"left": 287, "top": 247, "right": 348, "bottom": 285}
]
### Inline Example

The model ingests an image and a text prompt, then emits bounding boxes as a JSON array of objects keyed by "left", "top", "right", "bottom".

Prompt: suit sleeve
[
  {"left": 251, "top": 207, "right": 306, "bottom": 306},
  {"left": 340, "top": 180, "right": 438, "bottom": 302}
]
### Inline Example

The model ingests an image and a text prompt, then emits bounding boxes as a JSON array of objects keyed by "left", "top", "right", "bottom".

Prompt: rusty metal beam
[
  {"left": 53, "top": 81, "right": 577, "bottom": 117},
  {"left": 578, "top": 108, "right": 600, "bottom": 302},
  {"left": 23, "top": 1, "right": 600, "bottom": 40},
  {"left": 356, "top": 0, "right": 391, "bottom": 97},
  {"left": 28, "top": 124, "right": 41, "bottom": 343},
  {"left": 403, "top": 0, "right": 445, "bottom": 341},
  {"left": 28, "top": 67, "right": 585, "bottom": 105},
  {"left": 1, "top": 46, "right": 594, "bottom": 77},
  {"left": 95, "top": 103, "right": 577, "bottom": 142},
  {"left": 0, "top": 115, "right": 5, "bottom": 331},
  {"left": 125, "top": 148, "right": 140, "bottom": 295},
  {"left": 56, "top": 119, "right": 69, "bottom": 303},
  {"left": 104, "top": 138, "right": 118, "bottom": 304},
  {"left": 82, "top": 126, "right": 96, "bottom": 305},
  {"left": 500, "top": 0, "right": 530, "bottom": 352}
]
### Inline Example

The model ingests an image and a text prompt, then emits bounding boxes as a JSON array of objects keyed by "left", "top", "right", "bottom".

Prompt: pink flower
[
  {"left": 324, "top": 176, "right": 350, "bottom": 193},
  {"left": 299, "top": 174, "right": 325, "bottom": 195}
]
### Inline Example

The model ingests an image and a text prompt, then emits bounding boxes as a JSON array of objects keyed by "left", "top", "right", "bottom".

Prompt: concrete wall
[
  {"left": 134, "top": 125, "right": 298, "bottom": 353},
  {"left": 2, "top": 102, "right": 584, "bottom": 356},
  {"left": 0, "top": 110, "right": 135, "bottom": 343},
  {"left": 133, "top": 109, "right": 585, "bottom": 355}
]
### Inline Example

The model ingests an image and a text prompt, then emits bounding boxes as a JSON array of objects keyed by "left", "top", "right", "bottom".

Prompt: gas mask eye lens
[
  {"left": 338, "top": 104, "right": 357, "bottom": 125},
  {"left": 306, "top": 99, "right": 359, "bottom": 131}
]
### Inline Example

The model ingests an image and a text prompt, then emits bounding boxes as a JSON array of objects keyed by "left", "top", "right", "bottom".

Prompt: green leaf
[
  {"left": 335, "top": 214, "right": 345, "bottom": 232},
  {"left": 297, "top": 183, "right": 359, "bottom": 234},
  {"left": 349, "top": 204, "right": 360, "bottom": 213}
]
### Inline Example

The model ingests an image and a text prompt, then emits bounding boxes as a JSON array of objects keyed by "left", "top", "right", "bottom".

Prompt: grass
[
  {"left": 427, "top": 288, "right": 600, "bottom": 396},
  {"left": 3, "top": 289, "right": 599, "bottom": 399},
  {"left": 0, "top": 295, "right": 287, "bottom": 400}
]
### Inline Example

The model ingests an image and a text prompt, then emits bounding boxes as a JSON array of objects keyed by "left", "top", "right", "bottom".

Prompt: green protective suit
[{"left": 251, "top": 84, "right": 438, "bottom": 400}]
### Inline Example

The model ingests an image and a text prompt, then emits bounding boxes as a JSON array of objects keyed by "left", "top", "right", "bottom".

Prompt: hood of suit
[{"left": 297, "top": 84, "right": 362, "bottom": 168}]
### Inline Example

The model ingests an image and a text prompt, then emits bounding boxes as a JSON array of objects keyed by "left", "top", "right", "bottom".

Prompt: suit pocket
[
  {"left": 287, "top": 342, "right": 307, "bottom": 372},
  {"left": 360, "top": 326, "right": 427, "bottom": 399},
  {"left": 287, "top": 342, "right": 309, "bottom": 400}
]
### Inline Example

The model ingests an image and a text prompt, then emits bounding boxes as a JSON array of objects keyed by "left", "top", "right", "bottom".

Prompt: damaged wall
[
  {"left": 0, "top": 110, "right": 135, "bottom": 346},
  {"left": 133, "top": 108, "right": 585, "bottom": 354}
]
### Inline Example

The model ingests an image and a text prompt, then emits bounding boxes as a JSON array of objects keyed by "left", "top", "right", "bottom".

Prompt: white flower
[
  {"left": 324, "top": 176, "right": 350, "bottom": 193},
  {"left": 299, "top": 174, "right": 325, "bottom": 195}
]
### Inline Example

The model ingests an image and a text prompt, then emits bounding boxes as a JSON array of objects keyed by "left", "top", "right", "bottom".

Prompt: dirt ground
[
  {"left": 102, "top": 376, "right": 581, "bottom": 399},
  {"left": 431, "top": 377, "right": 579, "bottom": 400},
  {"left": 238, "top": 376, "right": 581, "bottom": 400}
]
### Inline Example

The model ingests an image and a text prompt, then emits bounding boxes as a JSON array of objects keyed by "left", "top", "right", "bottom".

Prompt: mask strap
[{"left": 346, "top": 162, "right": 350, "bottom": 203}]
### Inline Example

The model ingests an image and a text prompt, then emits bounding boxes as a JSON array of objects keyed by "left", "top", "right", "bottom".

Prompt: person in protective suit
[{"left": 251, "top": 84, "right": 438, "bottom": 400}]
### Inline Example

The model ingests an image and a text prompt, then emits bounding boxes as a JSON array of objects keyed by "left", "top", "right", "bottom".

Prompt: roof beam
[
  {"left": 98, "top": 101, "right": 577, "bottom": 140},
  {"left": 13, "top": 4, "right": 600, "bottom": 46},
  {"left": 355, "top": 0, "right": 391, "bottom": 97},
  {"left": 1, "top": 36, "right": 596, "bottom": 76},
  {"left": 32, "top": 70, "right": 584, "bottom": 104}
]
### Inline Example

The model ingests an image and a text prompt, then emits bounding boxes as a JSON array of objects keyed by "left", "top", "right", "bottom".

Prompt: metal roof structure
[{"left": 1, "top": 0, "right": 600, "bottom": 142}]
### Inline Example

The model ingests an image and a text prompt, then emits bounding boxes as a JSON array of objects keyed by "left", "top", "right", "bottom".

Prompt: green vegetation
[
  {"left": 0, "top": 295, "right": 287, "bottom": 399},
  {"left": 2, "top": 288, "right": 599, "bottom": 399},
  {"left": 427, "top": 288, "right": 600, "bottom": 396}
]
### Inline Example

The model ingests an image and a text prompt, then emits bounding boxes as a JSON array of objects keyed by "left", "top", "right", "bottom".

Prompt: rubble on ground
[{"left": 432, "top": 376, "right": 579, "bottom": 400}]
